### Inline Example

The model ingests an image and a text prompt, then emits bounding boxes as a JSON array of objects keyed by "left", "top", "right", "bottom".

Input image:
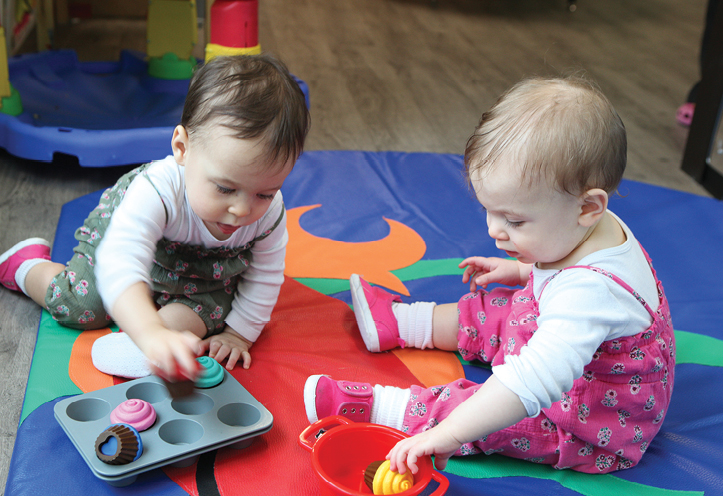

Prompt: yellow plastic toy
[
  {"left": 365, "top": 460, "right": 414, "bottom": 495},
  {"left": 0, "top": 26, "right": 22, "bottom": 115},
  {"left": 204, "top": 42, "right": 261, "bottom": 62},
  {"left": 0, "top": 26, "right": 11, "bottom": 99},
  {"left": 146, "top": 0, "right": 198, "bottom": 79}
]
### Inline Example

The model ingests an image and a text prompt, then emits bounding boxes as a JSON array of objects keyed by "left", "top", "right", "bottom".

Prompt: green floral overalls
[{"left": 45, "top": 163, "right": 284, "bottom": 335}]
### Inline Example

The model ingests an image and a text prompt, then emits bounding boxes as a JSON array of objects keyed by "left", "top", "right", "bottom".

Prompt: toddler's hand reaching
[
  {"left": 135, "top": 325, "right": 202, "bottom": 381},
  {"left": 460, "top": 256, "right": 528, "bottom": 291},
  {"left": 199, "top": 327, "right": 253, "bottom": 370},
  {"left": 387, "top": 422, "right": 462, "bottom": 474}
]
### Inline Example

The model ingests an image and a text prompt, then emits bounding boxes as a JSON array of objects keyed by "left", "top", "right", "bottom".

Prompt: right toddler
[{"left": 304, "top": 76, "right": 675, "bottom": 475}]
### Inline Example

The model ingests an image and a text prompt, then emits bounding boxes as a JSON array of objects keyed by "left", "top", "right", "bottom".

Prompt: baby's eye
[
  {"left": 216, "top": 185, "right": 235, "bottom": 195},
  {"left": 505, "top": 219, "right": 524, "bottom": 228},
  {"left": 257, "top": 193, "right": 275, "bottom": 201}
]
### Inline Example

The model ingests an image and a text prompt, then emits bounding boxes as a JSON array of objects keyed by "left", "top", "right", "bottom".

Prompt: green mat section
[
  {"left": 296, "top": 258, "right": 466, "bottom": 295},
  {"left": 675, "top": 329, "right": 723, "bottom": 366},
  {"left": 21, "top": 311, "right": 81, "bottom": 422},
  {"left": 445, "top": 454, "right": 703, "bottom": 496},
  {"left": 20, "top": 312, "right": 119, "bottom": 423}
]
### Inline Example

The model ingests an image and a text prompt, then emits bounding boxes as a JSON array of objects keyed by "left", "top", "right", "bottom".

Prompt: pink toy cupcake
[{"left": 110, "top": 399, "right": 157, "bottom": 432}]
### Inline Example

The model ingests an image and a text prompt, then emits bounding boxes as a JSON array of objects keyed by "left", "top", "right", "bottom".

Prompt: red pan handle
[
  {"left": 298, "top": 415, "right": 353, "bottom": 452},
  {"left": 428, "top": 469, "right": 450, "bottom": 495}
]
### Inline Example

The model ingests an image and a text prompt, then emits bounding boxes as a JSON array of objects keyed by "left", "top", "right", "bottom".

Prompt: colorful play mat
[{"left": 5, "top": 150, "right": 723, "bottom": 495}]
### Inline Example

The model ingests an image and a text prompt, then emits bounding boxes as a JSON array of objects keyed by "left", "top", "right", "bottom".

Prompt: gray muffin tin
[{"left": 54, "top": 370, "right": 273, "bottom": 486}]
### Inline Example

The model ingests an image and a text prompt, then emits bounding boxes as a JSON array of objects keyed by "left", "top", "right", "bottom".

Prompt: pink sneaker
[
  {"left": 0, "top": 238, "right": 51, "bottom": 291},
  {"left": 350, "top": 274, "right": 405, "bottom": 352},
  {"left": 304, "top": 375, "right": 373, "bottom": 423}
]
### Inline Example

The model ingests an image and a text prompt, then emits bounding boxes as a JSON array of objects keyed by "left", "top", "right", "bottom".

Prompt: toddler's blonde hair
[{"left": 464, "top": 76, "right": 626, "bottom": 195}]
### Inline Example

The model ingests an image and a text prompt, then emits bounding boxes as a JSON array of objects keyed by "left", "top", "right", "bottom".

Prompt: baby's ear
[
  {"left": 171, "top": 125, "right": 190, "bottom": 165},
  {"left": 579, "top": 188, "right": 608, "bottom": 227}
]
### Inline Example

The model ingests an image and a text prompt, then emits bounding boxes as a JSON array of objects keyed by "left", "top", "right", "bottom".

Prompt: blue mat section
[
  {"left": 6, "top": 150, "right": 723, "bottom": 495},
  {"left": 6, "top": 398, "right": 185, "bottom": 496},
  {"left": 283, "top": 152, "right": 723, "bottom": 341},
  {"left": 1, "top": 50, "right": 310, "bottom": 167}
]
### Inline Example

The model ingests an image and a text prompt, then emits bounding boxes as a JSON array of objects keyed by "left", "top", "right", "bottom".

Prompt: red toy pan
[{"left": 299, "top": 416, "right": 449, "bottom": 496}]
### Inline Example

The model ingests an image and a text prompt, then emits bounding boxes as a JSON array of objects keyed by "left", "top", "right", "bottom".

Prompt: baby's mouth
[{"left": 217, "top": 223, "right": 240, "bottom": 235}]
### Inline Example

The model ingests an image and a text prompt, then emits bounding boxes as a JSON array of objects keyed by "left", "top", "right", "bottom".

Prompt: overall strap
[
  {"left": 141, "top": 168, "right": 169, "bottom": 227},
  {"left": 540, "top": 264, "right": 657, "bottom": 320},
  {"left": 252, "top": 204, "right": 286, "bottom": 242}
]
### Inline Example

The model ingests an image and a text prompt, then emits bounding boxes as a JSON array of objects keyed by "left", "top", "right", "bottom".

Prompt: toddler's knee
[
  {"left": 44, "top": 269, "right": 110, "bottom": 329},
  {"left": 49, "top": 306, "right": 111, "bottom": 330},
  {"left": 46, "top": 293, "right": 110, "bottom": 330}
]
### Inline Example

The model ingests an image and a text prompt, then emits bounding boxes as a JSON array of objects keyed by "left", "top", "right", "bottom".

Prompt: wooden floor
[{"left": 0, "top": 0, "right": 712, "bottom": 492}]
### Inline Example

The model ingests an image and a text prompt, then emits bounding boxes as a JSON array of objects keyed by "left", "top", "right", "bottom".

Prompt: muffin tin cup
[{"left": 54, "top": 370, "right": 273, "bottom": 486}]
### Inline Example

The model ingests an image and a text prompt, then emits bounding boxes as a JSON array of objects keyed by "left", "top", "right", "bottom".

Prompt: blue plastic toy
[{"left": 1, "top": 49, "right": 309, "bottom": 167}]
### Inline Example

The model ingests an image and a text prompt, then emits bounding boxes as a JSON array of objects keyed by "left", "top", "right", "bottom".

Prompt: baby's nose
[
  {"left": 487, "top": 217, "right": 507, "bottom": 240},
  {"left": 229, "top": 197, "right": 251, "bottom": 217}
]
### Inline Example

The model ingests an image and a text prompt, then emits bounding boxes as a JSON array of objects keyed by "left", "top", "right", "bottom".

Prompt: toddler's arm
[
  {"left": 460, "top": 257, "right": 532, "bottom": 291},
  {"left": 95, "top": 170, "right": 201, "bottom": 380},
  {"left": 387, "top": 375, "right": 527, "bottom": 474},
  {"left": 198, "top": 325, "right": 253, "bottom": 370},
  {"left": 224, "top": 205, "right": 288, "bottom": 343},
  {"left": 110, "top": 282, "right": 202, "bottom": 380}
]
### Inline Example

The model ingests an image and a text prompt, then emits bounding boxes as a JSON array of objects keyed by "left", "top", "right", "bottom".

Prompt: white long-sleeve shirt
[
  {"left": 493, "top": 212, "right": 660, "bottom": 417},
  {"left": 95, "top": 156, "right": 288, "bottom": 342}
]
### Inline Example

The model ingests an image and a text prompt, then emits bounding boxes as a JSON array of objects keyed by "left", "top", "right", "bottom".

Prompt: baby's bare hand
[
  {"left": 387, "top": 424, "right": 461, "bottom": 474},
  {"left": 200, "top": 329, "right": 253, "bottom": 370},
  {"left": 460, "top": 256, "right": 525, "bottom": 289}
]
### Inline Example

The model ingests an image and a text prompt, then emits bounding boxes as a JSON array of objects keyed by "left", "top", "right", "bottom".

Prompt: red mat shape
[{"left": 163, "top": 276, "right": 423, "bottom": 495}]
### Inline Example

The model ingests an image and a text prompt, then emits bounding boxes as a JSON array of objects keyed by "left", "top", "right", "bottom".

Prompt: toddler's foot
[
  {"left": 0, "top": 238, "right": 51, "bottom": 292},
  {"left": 350, "top": 274, "right": 405, "bottom": 352},
  {"left": 304, "top": 374, "right": 373, "bottom": 423},
  {"left": 91, "top": 331, "right": 152, "bottom": 378}
]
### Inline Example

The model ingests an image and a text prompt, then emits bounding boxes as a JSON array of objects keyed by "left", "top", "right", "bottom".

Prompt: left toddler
[{"left": 0, "top": 53, "right": 310, "bottom": 381}]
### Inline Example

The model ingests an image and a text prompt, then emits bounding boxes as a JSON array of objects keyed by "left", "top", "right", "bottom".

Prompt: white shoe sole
[
  {"left": 303, "top": 374, "right": 326, "bottom": 424},
  {"left": 91, "top": 332, "right": 151, "bottom": 379},
  {"left": 350, "top": 274, "right": 380, "bottom": 352},
  {"left": 0, "top": 237, "right": 51, "bottom": 265}
]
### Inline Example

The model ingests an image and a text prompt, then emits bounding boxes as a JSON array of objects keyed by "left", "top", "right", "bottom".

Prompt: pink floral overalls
[{"left": 402, "top": 249, "right": 675, "bottom": 474}]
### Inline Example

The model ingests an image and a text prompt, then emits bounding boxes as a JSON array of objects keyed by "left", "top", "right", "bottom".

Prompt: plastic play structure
[{"left": 0, "top": 0, "right": 305, "bottom": 167}]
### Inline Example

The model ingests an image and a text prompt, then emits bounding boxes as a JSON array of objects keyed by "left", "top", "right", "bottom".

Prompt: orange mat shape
[
  {"left": 69, "top": 328, "right": 114, "bottom": 392},
  {"left": 285, "top": 205, "right": 426, "bottom": 296},
  {"left": 393, "top": 347, "right": 464, "bottom": 389}
]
